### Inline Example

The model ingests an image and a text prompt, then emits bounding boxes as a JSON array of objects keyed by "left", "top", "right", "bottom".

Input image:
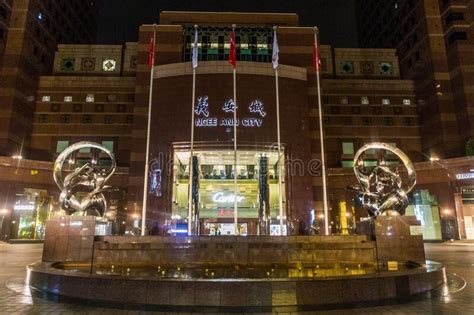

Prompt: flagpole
[
  {"left": 141, "top": 24, "right": 157, "bottom": 236},
  {"left": 188, "top": 25, "right": 198, "bottom": 236},
  {"left": 314, "top": 27, "right": 329, "bottom": 236},
  {"left": 273, "top": 26, "right": 284, "bottom": 236},
  {"left": 231, "top": 24, "right": 239, "bottom": 235}
]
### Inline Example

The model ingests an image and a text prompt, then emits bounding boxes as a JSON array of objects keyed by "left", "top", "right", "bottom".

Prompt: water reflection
[{"left": 57, "top": 263, "right": 378, "bottom": 279}]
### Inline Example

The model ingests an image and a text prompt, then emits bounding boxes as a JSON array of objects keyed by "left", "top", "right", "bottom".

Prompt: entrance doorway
[{"left": 172, "top": 149, "right": 286, "bottom": 235}]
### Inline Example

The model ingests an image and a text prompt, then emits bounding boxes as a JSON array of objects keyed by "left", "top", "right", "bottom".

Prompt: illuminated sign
[
  {"left": 195, "top": 118, "right": 263, "bottom": 127},
  {"left": 212, "top": 193, "right": 245, "bottom": 203},
  {"left": 456, "top": 173, "right": 474, "bottom": 180},
  {"left": 195, "top": 96, "right": 266, "bottom": 128},
  {"left": 13, "top": 204, "right": 35, "bottom": 211}
]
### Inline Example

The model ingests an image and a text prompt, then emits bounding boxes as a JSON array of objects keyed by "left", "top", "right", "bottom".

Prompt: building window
[
  {"left": 126, "top": 115, "right": 134, "bottom": 124},
  {"left": 351, "top": 106, "right": 361, "bottom": 114},
  {"left": 42, "top": 95, "right": 51, "bottom": 102},
  {"left": 449, "top": 32, "right": 468, "bottom": 44},
  {"left": 361, "top": 97, "right": 370, "bottom": 105},
  {"left": 95, "top": 104, "right": 104, "bottom": 112},
  {"left": 102, "top": 59, "right": 117, "bottom": 72},
  {"left": 342, "top": 142, "right": 354, "bottom": 155},
  {"left": 372, "top": 107, "right": 382, "bottom": 115},
  {"left": 324, "top": 116, "right": 331, "bottom": 125},
  {"left": 104, "top": 115, "right": 113, "bottom": 124},
  {"left": 331, "top": 106, "right": 340, "bottom": 114},
  {"left": 379, "top": 62, "right": 393, "bottom": 75},
  {"left": 340, "top": 97, "right": 349, "bottom": 105},
  {"left": 101, "top": 141, "right": 114, "bottom": 152},
  {"left": 404, "top": 117, "right": 414, "bottom": 126},
  {"left": 60, "top": 59, "right": 75, "bottom": 72},
  {"left": 86, "top": 94, "right": 95, "bottom": 102},
  {"left": 383, "top": 117, "right": 394, "bottom": 126},
  {"left": 81, "top": 58, "right": 96, "bottom": 70},
  {"left": 340, "top": 61, "right": 355, "bottom": 74},
  {"left": 362, "top": 117, "right": 372, "bottom": 125},
  {"left": 342, "top": 117, "right": 352, "bottom": 125},
  {"left": 82, "top": 115, "right": 92, "bottom": 124},
  {"left": 342, "top": 160, "right": 354, "bottom": 168},
  {"left": 127, "top": 94, "right": 135, "bottom": 102},
  {"left": 51, "top": 104, "right": 60, "bottom": 112},
  {"left": 56, "top": 140, "right": 69, "bottom": 153},
  {"left": 64, "top": 96, "right": 73, "bottom": 102},
  {"left": 403, "top": 99, "right": 411, "bottom": 105},
  {"left": 117, "top": 104, "right": 126, "bottom": 113},
  {"left": 183, "top": 26, "right": 273, "bottom": 63},
  {"left": 360, "top": 61, "right": 374, "bottom": 74},
  {"left": 60, "top": 115, "right": 71, "bottom": 124},
  {"left": 73, "top": 104, "right": 82, "bottom": 112},
  {"left": 0, "top": 6, "right": 8, "bottom": 20},
  {"left": 38, "top": 114, "right": 48, "bottom": 123},
  {"left": 130, "top": 56, "right": 138, "bottom": 68},
  {"left": 394, "top": 107, "right": 402, "bottom": 115},
  {"left": 107, "top": 94, "right": 116, "bottom": 102},
  {"left": 445, "top": 12, "right": 464, "bottom": 26},
  {"left": 382, "top": 98, "right": 390, "bottom": 105}
]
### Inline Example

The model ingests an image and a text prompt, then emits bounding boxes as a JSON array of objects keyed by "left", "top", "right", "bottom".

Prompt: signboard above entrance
[{"left": 194, "top": 96, "right": 266, "bottom": 128}]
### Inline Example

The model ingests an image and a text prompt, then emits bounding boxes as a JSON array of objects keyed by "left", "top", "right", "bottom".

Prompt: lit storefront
[
  {"left": 10, "top": 188, "right": 53, "bottom": 240},
  {"left": 171, "top": 150, "right": 285, "bottom": 235}
]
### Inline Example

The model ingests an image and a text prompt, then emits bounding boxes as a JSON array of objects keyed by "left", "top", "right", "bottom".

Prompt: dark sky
[{"left": 97, "top": 0, "right": 359, "bottom": 48}]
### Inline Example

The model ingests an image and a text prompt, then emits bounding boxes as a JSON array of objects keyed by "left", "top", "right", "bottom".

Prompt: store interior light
[
  {"left": 12, "top": 155, "right": 23, "bottom": 160},
  {"left": 1, "top": 209, "right": 8, "bottom": 214},
  {"left": 430, "top": 157, "right": 439, "bottom": 162}
]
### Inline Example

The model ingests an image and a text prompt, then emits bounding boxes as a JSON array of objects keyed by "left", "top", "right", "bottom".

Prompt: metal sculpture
[
  {"left": 53, "top": 142, "right": 117, "bottom": 217},
  {"left": 348, "top": 143, "right": 416, "bottom": 216}
]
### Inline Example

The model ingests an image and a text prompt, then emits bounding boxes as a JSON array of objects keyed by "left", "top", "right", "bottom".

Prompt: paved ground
[{"left": 0, "top": 241, "right": 473, "bottom": 314}]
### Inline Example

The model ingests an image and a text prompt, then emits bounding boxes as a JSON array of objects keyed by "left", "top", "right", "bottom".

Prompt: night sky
[{"left": 97, "top": 0, "right": 359, "bottom": 47}]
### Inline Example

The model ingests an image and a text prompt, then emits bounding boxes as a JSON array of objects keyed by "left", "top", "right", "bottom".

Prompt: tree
[{"left": 466, "top": 138, "right": 474, "bottom": 156}]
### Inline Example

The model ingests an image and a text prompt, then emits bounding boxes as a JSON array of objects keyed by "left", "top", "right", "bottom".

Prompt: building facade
[
  {"left": 0, "top": 11, "right": 473, "bottom": 240},
  {"left": 356, "top": 0, "right": 474, "bottom": 159},
  {"left": 0, "top": 0, "right": 101, "bottom": 158}
]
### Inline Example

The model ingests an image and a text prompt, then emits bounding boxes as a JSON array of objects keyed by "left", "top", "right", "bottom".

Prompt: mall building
[{"left": 0, "top": 11, "right": 473, "bottom": 240}]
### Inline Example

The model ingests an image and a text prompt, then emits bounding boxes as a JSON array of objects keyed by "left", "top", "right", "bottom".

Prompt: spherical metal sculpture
[
  {"left": 348, "top": 143, "right": 416, "bottom": 217},
  {"left": 54, "top": 142, "right": 117, "bottom": 217}
]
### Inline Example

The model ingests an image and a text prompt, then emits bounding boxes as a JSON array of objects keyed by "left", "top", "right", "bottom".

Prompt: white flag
[
  {"left": 272, "top": 29, "right": 279, "bottom": 70},
  {"left": 192, "top": 28, "right": 199, "bottom": 69}
]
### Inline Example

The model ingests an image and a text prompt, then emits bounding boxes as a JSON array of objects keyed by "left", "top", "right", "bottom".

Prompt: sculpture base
[
  {"left": 356, "top": 215, "right": 426, "bottom": 267},
  {"left": 42, "top": 216, "right": 112, "bottom": 263}
]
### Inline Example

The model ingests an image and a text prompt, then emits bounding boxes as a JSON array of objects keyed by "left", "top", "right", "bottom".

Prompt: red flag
[
  {"left": 313, "top": 41, "right": 322, "bottom": 71},
  {"left": 148, "top": 36, "right": 155, "bottom": 68},
  {"left": 228, "top": 29, "right": 237, "bottom": 68}
]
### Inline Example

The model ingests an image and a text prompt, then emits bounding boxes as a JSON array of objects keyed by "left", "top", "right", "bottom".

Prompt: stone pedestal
[
  {"left": 42, "top": 216, "right": 97, "bottom": 263},
  {"left": 357, "top": 215, "right": 425, "bottom": 267}
]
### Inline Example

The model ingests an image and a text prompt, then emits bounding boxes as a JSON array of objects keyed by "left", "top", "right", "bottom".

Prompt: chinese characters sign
[{"left": 194, "top": 96, "right": 266, "bottom": 128}]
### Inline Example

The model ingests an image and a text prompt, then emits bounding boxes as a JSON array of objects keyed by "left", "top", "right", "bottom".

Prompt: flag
[
  {"left": 192, "top": 28, "right": 199, "bottom": 69},
  {"left": 313, "top": 41, "right": 322, "bottom": 71},
  {"left": 148, "top": 36, "right": 155, "bottom": 68},
  {"left": 272, "top": 29, "right": 279, "bottom": 70},
  {"left": 228, "top": 28, "right": 237, "bottom": 68}
]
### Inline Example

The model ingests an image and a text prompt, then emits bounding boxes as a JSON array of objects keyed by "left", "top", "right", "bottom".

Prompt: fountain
[{"left": 26, "top": 142, "right": 446, "bottom": 311}]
